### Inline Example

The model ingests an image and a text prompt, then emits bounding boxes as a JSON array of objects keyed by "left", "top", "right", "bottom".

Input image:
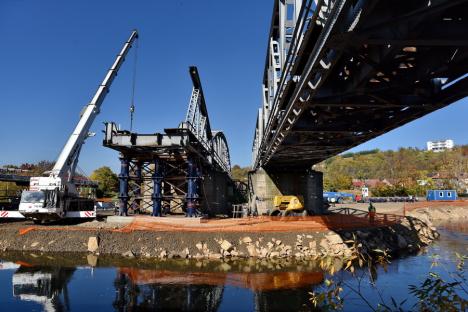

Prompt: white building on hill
[{"left": 427, "top": 139, "right": 454, "bottom": 152}]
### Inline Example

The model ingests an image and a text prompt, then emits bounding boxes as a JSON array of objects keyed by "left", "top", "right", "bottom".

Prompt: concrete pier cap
[{"left": 249, "top": 166, "right": 324, "bottom": 216}]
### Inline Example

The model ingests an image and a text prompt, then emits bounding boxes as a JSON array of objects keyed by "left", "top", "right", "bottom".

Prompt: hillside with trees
[
  {"left": 315, "top": 145, "right": 468, "bottom": 196},
  {"left": 229, "top": 145, "right": 467, "bottom": 196},
  {"left": 231, "top": 165, "right": 250, "bottom": 182}
]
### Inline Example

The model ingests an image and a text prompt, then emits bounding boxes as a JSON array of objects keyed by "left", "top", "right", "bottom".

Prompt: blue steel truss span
[
  {"left": 103, "top": 67, "right": 234, "bottom": 217},
  {"left": 253, "top": 0, "right": 468, "bottom": 169}
]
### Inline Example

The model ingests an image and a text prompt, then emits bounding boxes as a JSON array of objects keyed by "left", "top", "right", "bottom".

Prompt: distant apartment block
[{"left": 426, "top": 139, "right": 454, "bottom": 152}]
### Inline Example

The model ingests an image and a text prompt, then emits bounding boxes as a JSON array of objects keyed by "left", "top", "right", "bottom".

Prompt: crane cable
[{"left": 130, "top": 36, "right": 139, "bottom": 132}]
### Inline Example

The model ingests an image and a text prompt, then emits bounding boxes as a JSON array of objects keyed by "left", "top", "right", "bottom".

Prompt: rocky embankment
[{"left": 0, "top": 216, "right": 438, "bottom": 260}]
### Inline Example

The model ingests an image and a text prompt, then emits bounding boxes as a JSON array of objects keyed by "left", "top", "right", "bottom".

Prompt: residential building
[{"left": 427, "top": 139, "right": 454, "bottom": 152}]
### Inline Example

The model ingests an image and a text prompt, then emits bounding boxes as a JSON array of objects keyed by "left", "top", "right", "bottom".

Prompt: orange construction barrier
[
  {"left": 115, "top": 213, "right": 403, "bottom": 234},
  {"left": 17, "top": 211, "right": 405, "bottom": 236}
]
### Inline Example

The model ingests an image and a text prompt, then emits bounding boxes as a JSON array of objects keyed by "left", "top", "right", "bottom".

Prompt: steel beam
[
  {"left": 118, "top": 157, "right": 129, "bottom": 216},
  {"left": 151, "top": 158, "right": 164, "bottom": 217},
  {"left": 186, "top": 157, "right": 199, "bottom": 217}
]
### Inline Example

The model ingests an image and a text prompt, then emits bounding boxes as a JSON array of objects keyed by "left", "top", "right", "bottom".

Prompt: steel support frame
[
  {"left": 116, "top": 154, "right": 209, "bottom": 217},
  {"left": 118, "top": 157, "right": 129, "bottom": 216},
  {"left": 185, "top": 156, "right": 200, "bottom": 217},
  {"left": 151, "top": 158, "right": 164, "bottom": 217}
]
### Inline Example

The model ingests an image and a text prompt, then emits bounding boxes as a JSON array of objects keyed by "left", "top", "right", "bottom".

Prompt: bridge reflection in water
[
  {"left": 3, "top": 257, "right": 325, "bottom": 312},
  {"left": 113, "top": 266, "right": 323, "bottom": 311}
]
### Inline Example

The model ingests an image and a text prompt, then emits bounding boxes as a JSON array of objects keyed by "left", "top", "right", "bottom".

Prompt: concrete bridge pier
[{"left": 249, "top": 167, "right": 324, "bottom": 215}]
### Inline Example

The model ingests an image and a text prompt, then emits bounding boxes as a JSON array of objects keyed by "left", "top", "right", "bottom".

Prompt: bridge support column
[
  {"left": 134, "top": 161, "right": 142, "bottom": 214},
  {"left": 151, "top": 158, "right": 164, "bottom": 217},
  {"left": 249, "top": 167, "right": 324, "bottom": 215},
  {"left": 186, "top": 157, "right": 199, "bottom": 217},
  {"left": 118, "top": 157, "right": 130, "bottom": 216}
]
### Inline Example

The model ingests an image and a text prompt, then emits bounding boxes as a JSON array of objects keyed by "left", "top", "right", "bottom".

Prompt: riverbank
[
  {"left": 1, "top": 221, "right": 463, "bottom": 312},
  {"left": 334, "top": 201, "right": 468, "bottom": 225},
  {"left": 407, "top": 206, "right": 468, "bottom": 225},
  {"left": 0, "top": 214, "right": 438, "bottom": 260}
]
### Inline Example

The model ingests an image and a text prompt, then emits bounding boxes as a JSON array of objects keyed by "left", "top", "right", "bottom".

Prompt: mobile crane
[{"left": 19, "top": 30, "right": 138, "bottom": 222}]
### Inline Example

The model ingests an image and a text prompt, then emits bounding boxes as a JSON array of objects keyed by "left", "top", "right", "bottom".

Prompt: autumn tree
[
  {"left": 318, "top": 146, "right": 468, "bottom": 195},
  {"left": 231, "top": 165, "right": 250, "bottom": 182},
  {"left": 90, "top": 166, "right": 118, "bottom": 197}
]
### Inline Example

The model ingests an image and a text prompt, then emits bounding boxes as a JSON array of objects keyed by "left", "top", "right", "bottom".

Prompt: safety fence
[
  {"left": 17, "top": 208, "right": 408, "bottom": 235},
  {"left": 114, "top": 210, "right": 404, "bottom": 233}
]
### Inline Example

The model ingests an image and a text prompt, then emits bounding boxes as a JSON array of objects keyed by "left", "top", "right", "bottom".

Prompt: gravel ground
[
  {"left": 0, "top": 212, "right": 438, "bottom": 261},
  {"left": 0, "top": 219, "right": 327, "bottom": 258}
]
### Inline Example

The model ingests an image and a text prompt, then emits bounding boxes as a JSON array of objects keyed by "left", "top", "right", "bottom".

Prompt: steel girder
[
  {"left": 253, "top": 0, "right": 468, "bottom": 169},
  {"left": 185, "top": 67, "right": 231, "bottom": 174}
]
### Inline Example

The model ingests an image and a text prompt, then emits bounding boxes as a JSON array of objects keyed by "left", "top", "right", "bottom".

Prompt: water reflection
[
  {"left": 113, "top": 271, "right": 224, "bottom": 311},
  {"left": 1, "top": 255, "right": 324, "bottom": 312},
  {"left": 117, "top": 267, "right": 323, "bottom": 291},
  {"left": 0, "top": 225, "right": 463, "bottom": 312},
  {"left": 12, "top": 265, "right": 74, "bottom": 312},
  {"left": 113, "top": 266, "right": 323, "bottom": 311}
]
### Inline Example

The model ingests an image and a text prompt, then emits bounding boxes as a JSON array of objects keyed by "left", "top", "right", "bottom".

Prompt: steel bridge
[
  {"left": 253, "top": 0, "right": 468, "bottom": 168},
  {"left": 0, "top": 168, "right": 31, "bottom": 186},
  {"left": 250, "top": 0, "right": 468, "bottom": 214},
  {"left": 104, "top": 67, "right": 238, "bottom": 217}
]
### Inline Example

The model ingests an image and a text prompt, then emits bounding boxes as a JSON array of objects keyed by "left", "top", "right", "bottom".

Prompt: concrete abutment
[{"left": 249, "top": 167, "right": 324, "bottom": 215}]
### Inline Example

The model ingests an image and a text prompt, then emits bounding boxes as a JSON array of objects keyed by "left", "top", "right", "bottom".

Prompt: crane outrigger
[{"left": 19, "top": 30, "right": 139, "bottom": 222}]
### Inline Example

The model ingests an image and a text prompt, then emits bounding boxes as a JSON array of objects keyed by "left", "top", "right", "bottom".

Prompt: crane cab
[{"left": 19, "top": 176, "right": 94, "bottom": 221}]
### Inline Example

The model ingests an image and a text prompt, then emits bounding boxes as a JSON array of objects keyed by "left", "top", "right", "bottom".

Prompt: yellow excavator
[{"left": 270, "top": 195, "right": 307, "bottom": 216}]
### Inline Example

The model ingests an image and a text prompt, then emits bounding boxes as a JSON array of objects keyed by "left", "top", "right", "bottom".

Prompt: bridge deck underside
[{"left": 260, "top": 0, "right": 468, "bottom": 168}]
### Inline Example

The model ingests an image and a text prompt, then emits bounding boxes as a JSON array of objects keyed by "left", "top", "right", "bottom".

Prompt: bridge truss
[
  {"left": 253, "top": 0, "right": 468, "bottom": 169},
  {"left": 104, "top": 67, "right": 234, "bottom": 217}
]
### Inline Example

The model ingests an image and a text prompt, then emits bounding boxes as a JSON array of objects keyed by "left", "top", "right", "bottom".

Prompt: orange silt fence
[
  {"left": 115, "top": 212, "right": 403, "bottom": 234},
  {"left": 16, "top": 209, "right": 407, "bottom": 236}
]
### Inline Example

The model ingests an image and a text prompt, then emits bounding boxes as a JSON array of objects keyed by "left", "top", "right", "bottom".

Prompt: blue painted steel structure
[
  {"left": 104, "top": 67, "right": 235, "bottom": 217},
  {"left": 186, "top": 157, "right": 200, "bottom": 217},
  {"left": 151, "top": 158, "right": 164, "bottom": 217},
  {"left": 118, "top": 157, "right": 130, "bottom": 216}
]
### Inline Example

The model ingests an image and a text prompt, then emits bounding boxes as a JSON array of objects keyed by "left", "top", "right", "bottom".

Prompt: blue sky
[{"left": 0, "top": 0, "right": 466, "bottom": 175}]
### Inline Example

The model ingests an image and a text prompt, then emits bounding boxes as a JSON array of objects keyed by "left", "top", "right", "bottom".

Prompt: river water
[{"left": 0, "top": 224, "right": 466, "bottom": 312}]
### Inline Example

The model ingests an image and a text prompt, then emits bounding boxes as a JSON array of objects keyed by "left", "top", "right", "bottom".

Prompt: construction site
[
  {"left": 0, "top": 1, "right": 467, "bottom": 310},
  {"left": 1, "top": 0, "right": 467, "bottom": 246}
]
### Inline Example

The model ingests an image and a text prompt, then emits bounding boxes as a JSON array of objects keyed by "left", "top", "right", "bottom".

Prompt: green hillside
[{"left": 315, "top": 145, "right": 468, "bottom": 196}]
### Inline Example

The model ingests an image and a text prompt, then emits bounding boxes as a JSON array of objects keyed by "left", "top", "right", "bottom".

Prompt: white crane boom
[
  {"left": 19, "top": 30, "right": 138, "bottom": 221},
  {"left": 52, "top": 30, "right": 139, "bottom": 180}
]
